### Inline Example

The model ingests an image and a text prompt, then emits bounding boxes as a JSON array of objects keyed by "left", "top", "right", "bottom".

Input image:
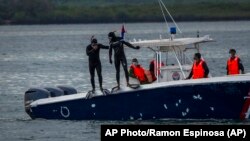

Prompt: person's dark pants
[
  {"left": 89, "top": 61, "right": 102, "bottom": 90},
  {"left": 114, "top": 56, "right": 129, "bottom": 86}
]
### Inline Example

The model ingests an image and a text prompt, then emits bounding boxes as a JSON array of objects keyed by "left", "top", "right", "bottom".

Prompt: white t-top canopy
[{"left": 130, "top": 35, "right": 213, "bottom": 51}]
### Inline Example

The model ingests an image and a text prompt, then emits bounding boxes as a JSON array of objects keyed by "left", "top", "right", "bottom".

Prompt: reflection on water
[{"left": 0, "top": 21, "right": 250, "bottom": 140}]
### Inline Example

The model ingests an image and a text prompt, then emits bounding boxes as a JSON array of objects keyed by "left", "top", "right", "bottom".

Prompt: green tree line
[{"left": 0, "top": 0, "right": 250, "bottom": 25}]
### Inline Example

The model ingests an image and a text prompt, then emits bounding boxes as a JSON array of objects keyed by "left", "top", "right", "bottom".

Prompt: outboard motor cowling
[
  {"left": 24, "top": 88, "right": 50, "bottom": 116},
  {"left": 57, "top": 85, "right": 77, "bottom": 95},
  {"left": 44, "top": 87, "right": 64, "bottom": 97},
  {"left": 24, "top": 88, "right": 50, "bottom": 105}
]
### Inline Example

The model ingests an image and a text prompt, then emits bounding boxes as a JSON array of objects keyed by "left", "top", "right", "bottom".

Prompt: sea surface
[{"left": 0, "top": 21, "right": 250, "bottom": 140}]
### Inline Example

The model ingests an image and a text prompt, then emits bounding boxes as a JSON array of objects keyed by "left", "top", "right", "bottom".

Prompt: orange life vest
[
  {"left": 130, "top": 64, "right": 147, "bottom": 82},
  {"left": 192, "top": 60, "right": 205, "bottom": 79},
  {"left": 227, "top": 56, "right": 239, "bottom": 75}
]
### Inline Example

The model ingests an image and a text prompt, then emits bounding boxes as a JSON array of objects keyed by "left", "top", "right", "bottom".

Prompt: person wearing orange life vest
[
  {"left": 149, "top": 58, "right": 164, "bottom": 81},
  {"left": 186, "top": 53, "right": 209, "bottom": 79},
  {"left": 227, "top": 49, "right": 244, "bottom": 75},
  {"left": 129, "top": 58, "right": 148, "bottom": 84}
]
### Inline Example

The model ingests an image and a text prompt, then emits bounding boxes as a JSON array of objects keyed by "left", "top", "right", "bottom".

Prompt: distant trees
[
  {"left": 0, "top": 0, "right": 54, "bottom": 24},
  {"left": 0, "top": 0, "right": 249, "bottom": 24},
  {"left": 0, "top": 0, "right": 17, "bottom": 22}
]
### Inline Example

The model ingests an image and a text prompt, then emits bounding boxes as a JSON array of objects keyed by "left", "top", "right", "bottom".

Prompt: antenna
[
  {"left": 158, "top": 0, "right": 169, "bottom": 33},
  {"left": 158, "top": 0, "right": 182, "bottom": 34}
]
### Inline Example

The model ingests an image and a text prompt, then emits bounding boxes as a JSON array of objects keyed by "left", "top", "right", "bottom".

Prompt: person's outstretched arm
[
  {"left": 98, "top": 44, "right": 109, "bottom": 49},
  {"left": 122, "top": 41, "right": 140, "bottom": 49}
]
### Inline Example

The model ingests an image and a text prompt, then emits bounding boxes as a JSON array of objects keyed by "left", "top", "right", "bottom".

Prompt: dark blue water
[{"left": 0, "top": 21, "right": 250, "bottom": 140}]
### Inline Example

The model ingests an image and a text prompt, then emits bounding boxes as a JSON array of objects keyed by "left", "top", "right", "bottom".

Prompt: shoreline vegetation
[{"left": 1, "top": 0, "right": 250, "bottom": 25}]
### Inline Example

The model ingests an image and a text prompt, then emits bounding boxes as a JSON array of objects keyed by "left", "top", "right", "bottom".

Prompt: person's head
[
  {"left": 132, "top": 58, "right": 139, "bottom": 66},
  {"left": 229, "top": 49, "right": 236, "bottom": 58},
  {"left": 194, "top": 53, "right": 201, "bottom": 61},
  {"left": 108, "top": 32, "right": 116, "bottom": 42},
  {"left": 91, "top": 38, "right": 98, "bottom": 47}
]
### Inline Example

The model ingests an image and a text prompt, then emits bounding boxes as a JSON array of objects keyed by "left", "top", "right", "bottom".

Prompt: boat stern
[{"left": 24, "top": 86, "right": 77, "bottom": 119}]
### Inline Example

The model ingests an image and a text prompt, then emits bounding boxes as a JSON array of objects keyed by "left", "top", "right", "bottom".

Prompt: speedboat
[
  {"left": 24, "top": 0, "right": 250, "bottom": 120},
  {"left": 24, "top": 34, "right": 250, "bottom": 120}
]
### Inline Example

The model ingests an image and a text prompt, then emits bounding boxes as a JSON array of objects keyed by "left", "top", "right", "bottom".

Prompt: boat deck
[{"left": 30, "top": 73, "right": 250, "bottom": 107}]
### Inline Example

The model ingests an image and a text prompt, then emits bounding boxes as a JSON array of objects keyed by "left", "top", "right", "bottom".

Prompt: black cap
[
  {"left": 194, "top": 53, "right": 201, "bottom": 59},
  {"left": 108, "top": 32, "right": 116, "bottom": 38},
  {"left": 229, "top": 49, "right": 236, "bottom": 53},
  {"left": 132, "top": 58, "right": 138, "bottom": 62},
  {"left": 91, "top": 38, "right": 97, "bottom": 44}
]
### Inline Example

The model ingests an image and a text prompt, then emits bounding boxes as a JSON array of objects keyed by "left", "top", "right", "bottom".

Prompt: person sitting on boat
[
  {"left": 129, "top": 58, "right": 153, "bottom": 84},
  {"left": 186, "top": 53, "right": 209, "bottom": 79},
  {"left": 108, "top": 32, "right": 140, "bottom": 89},
  {"left": 227, "top": 49, "right": 244, "bottom": 75},
  {"left": 149, "top": 57, "right": 164, "bottom": 81},
  {"left": 86, "top": 37, "right": 109, "bottom": 93}
]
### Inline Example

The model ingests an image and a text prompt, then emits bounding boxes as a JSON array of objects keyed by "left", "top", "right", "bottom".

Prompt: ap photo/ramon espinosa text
[{"left": 101, "top": 125, "right": 250, "bottom": 140}]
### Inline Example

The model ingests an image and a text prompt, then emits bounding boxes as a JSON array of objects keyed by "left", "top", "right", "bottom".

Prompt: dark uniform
[
  {"left": 108, "top": 32, "right": 140, "bottom": 87},
  {"left": 86, "top": 39, "right": 109, "bottom": 91}
]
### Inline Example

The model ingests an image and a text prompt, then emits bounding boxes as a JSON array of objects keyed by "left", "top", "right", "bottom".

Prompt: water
[{"left": 0, "top": 21, "right": 250, "bottom": 140}]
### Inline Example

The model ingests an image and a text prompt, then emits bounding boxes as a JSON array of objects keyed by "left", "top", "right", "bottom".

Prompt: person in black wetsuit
[
  {"left": 108, "top": 32, "right": 140, "bottom": 88},
  {"left": 86, "top": 38, "right": 109, "bottom": 92}
]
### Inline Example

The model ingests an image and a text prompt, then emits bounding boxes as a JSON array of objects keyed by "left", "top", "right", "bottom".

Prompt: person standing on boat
[
  {"left": 186, "top": 53, "right": 209, "bottom": 79},
  {"left": 227, "top": 49, "right": 244, "bottom": 75},
  {"left": 108, "top": 32, "right": 140, "bottom": 88},
  {"left": 86, "top": 37, "right": 109, "bottom": 92}
]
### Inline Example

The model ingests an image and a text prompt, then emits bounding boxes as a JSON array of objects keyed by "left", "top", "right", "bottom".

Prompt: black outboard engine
[
  {"left": 57, "top": 85, "right": 77, "bottom": 95},
  {"left": 24, "top": 88, "right": 50, "bottom": 117},
  {"left": 44, "top": 87, "right": 64, "bottom": 97}
]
